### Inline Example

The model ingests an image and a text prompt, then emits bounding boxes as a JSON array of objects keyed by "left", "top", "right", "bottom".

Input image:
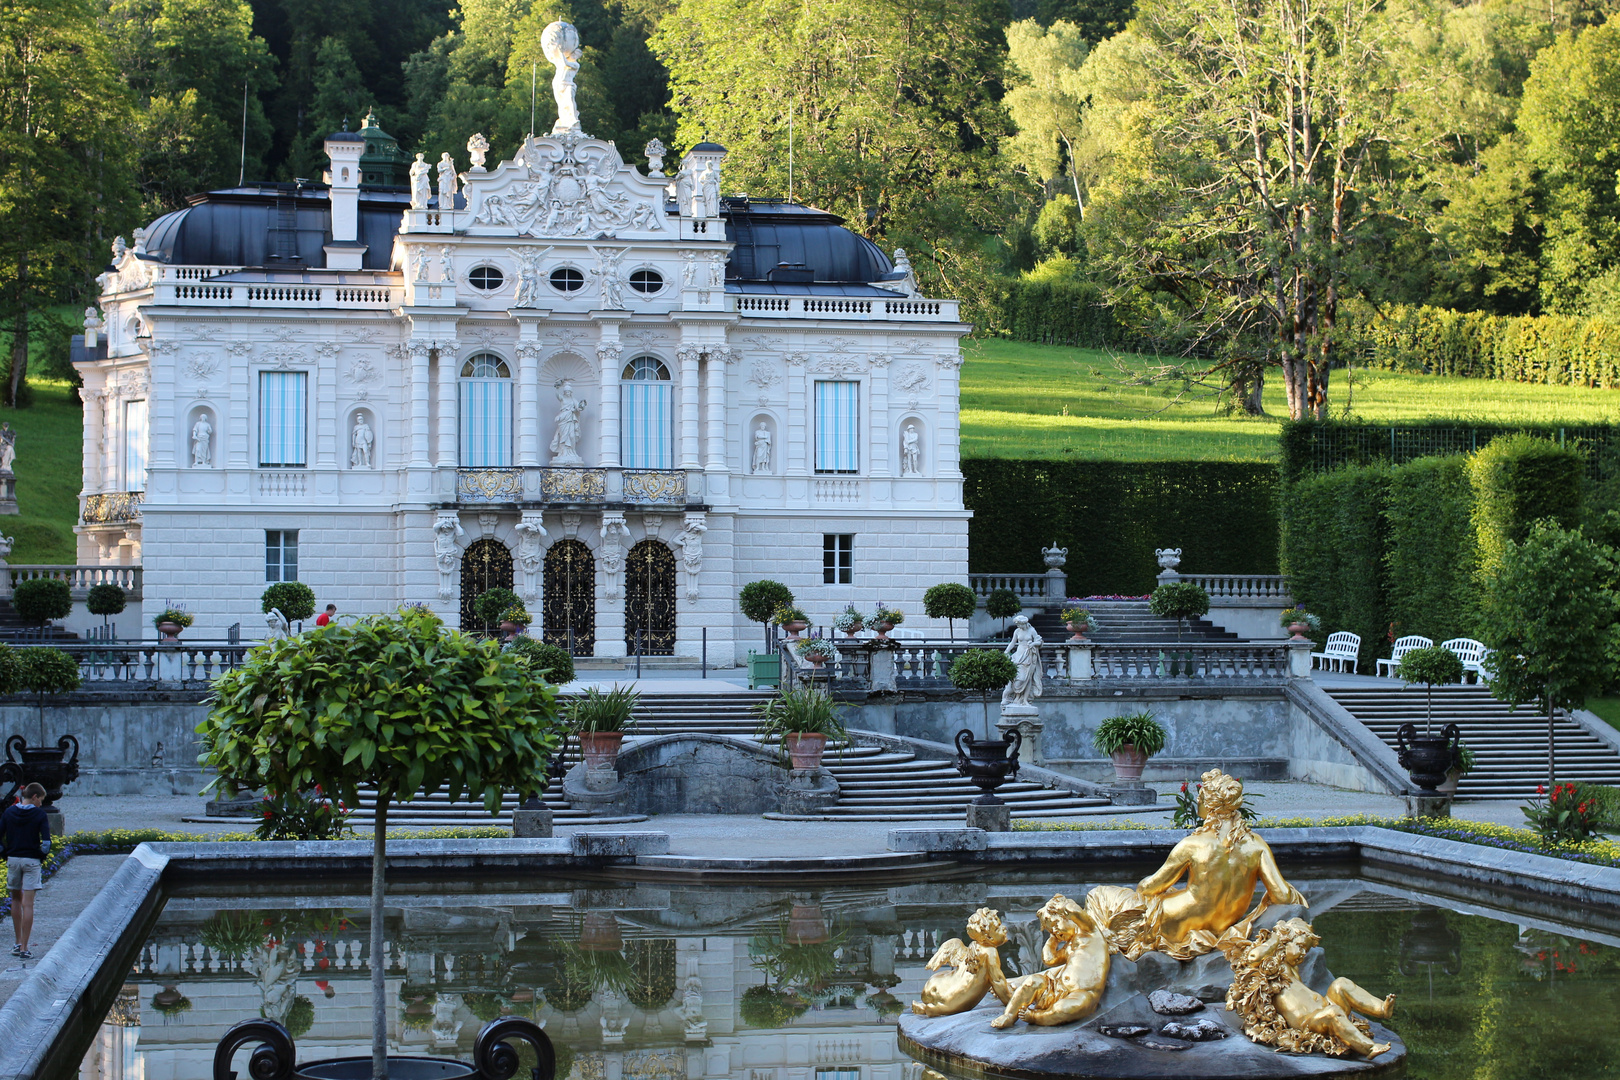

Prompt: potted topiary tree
[
  {"left": 471, "top": 586, "right": 520, "bottom": 635},
  {"left": 1395, "top": 645, "right": 1466, "bottom": 791},
  {"left": 754, "top": 686, "right": 849, "bottom": 769},
  {"left": 985, "top": 588, "right": 1022, "bottom": 632},
  {"left": 12, "top": 577, "right": 71, "bottom": 631},
  {"left": 948, "top": 649, "right": 1018, "bottom": 739},
  {"left": 1093, "top": 711, "right": 1168, "bottom": 783},
  {"left": 1397, "top": 645, "right": 1465, "bottom": 734},
  {"left": 261, "top": 581, "right": 316, "bottom": 632},
  {"left": 565, "top": 684, "right": 639, "bottom": 770},
  {"left": 923, "top": 582, "right": 977, "bottom": 642},
  {"left": 1149, "top": 581, "right": 1210, "bottom": 641},
  {"left": 740, "top": 580, "right": 795, "bottom": 647},
  {"left": 86, "top": 583, "right": 127, "bottom": 639},
  {"left": 201, "top": 606, "right": 561, "bottom": 1079}
]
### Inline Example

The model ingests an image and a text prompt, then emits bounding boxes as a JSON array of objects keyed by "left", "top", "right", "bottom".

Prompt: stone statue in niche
[
  {"left": 436, "top": 152, "right": 458, "bottom": 203},
  {"left": 550, "top": 380, "right": 587, "bottom": 465},
  {"left": 467, "top": 133, "right": 489, "bottom": 172},
  {"left": 543, "top": 21, "right": 584, "bottom": 136},
  {"left": 439, "top": 245, "right": 455, "bottom": 283},
  {"left": 707, "top": 251, "right": 725, "bottom": 289},
  {"left": 901, "top": 423, "right": 922, "bottom": 475},
  {"left": 751, "top": 422, "right": 773, "bottom": 473},
  {"left": 190, "top": 413, "right": 213, "bottom": 467},
  {"left": 410, "top": 153, "right": 432, "bottom": 209},
  {"left": 350, "top": 413, "right": 374, "bottom": 468}
]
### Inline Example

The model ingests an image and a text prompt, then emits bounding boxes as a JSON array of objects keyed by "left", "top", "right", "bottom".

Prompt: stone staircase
[
  {"left": 1023, "top": 600, "right": 1242, "bottom": 645},
  {"left": 0, "top": 598, "right": 81, "bottom": 644},
  {"left": 1325, "top": 685, "right": 1620, "bottom": 800},
  {"left": 349, "top": 690, "right": 1115, "bottom": 825}
]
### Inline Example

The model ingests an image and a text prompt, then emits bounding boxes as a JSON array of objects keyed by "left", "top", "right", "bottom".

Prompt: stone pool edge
[{"left": 4, "top": 825, "right": 1617, "bottom": 1080}]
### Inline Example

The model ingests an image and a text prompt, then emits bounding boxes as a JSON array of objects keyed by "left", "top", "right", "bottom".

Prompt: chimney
[{"left": 323, "top": 131, "right": 367, "bottom": 271}]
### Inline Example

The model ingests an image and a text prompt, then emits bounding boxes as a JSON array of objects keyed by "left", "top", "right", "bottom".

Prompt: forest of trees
[{"left": 3, "top": 0, "right": 1619, "bottom": 413}]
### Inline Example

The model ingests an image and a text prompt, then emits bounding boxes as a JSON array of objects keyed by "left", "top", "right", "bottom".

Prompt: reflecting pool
[{"left": 68, "top": 866, "right": 1620, "bottom": 1080}]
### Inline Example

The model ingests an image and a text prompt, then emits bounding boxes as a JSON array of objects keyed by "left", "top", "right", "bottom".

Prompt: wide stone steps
[
  {"left": 1325, "top": 686, "right": 1620, "bottom": 799},
  {"left": 1026, "top": 601, "right": 1243, "bottom": 645}
]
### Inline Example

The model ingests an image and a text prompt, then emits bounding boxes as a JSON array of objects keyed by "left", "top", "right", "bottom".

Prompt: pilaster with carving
[
  {"left": 675, "top": 346, "right": 702, "bottom": 469},
  {"left": 515, "top": 512, "right": 547, "bottom": 601},
  {"left": 677, "top": 512, "right": 706, "bottom": 600},
  {"left": 433, "top": 510, "right": 465, "bottom": 601},
  {"left": 600, "top": 512, "right": 629, "bottom": 600}
]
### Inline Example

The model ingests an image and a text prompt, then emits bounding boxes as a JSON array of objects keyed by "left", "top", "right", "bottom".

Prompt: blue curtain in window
[
  {"left": 259, "top": 372, "right": 307, "bottom": 466},
  {"left": 815, "top": 380, "right": 859, "bottom": 473},
  {"left": 461, "top": 379, "right": 513, "bottom": 466},
  {"left": 621, "top": 381, "right": 672, "bottom": 468},
  {"left": 123, "top": 399, "right": 148, "bottom": 492}
]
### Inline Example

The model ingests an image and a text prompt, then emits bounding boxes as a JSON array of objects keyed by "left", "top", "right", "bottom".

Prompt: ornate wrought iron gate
[
  {"left": 625, "top": 539, "right": 676, "bottom": 655},
  {"left": 459, "top": 538, "right": 514, "bottom": 632},
  {"left": 543, "top": 539, "right": 596, "bottom": 655}
]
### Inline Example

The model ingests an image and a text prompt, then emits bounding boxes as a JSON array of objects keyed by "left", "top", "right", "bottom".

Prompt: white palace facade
[{"left": 74, "top": 112, "right": 971, "bottom": 661}]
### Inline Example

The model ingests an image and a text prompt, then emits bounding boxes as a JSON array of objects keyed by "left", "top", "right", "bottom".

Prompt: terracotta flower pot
[
  {"left": 1110, "top": 745, "right": 1150, "bottom": 783},
  {"left": 1066, "top": 621, "right": 1089, "bottom": 642},
  {"left": 805, "top": 654, "right": 828, "bottom": 669},
  {"left": 580, "top": 911, "right": 623, "bottom": 951},
  {"left": 872, "top": 620, "right": 894, "bottom": 641},
  {"left": 578, "top": 731, "right": 625, "bottom": 770},
  {"left": 1287, "top": 621, "right": 1311, "bottom": 641},
  {"left": 783, "top": 732, "right": 827, "bottom": 770},
  {"left": 158, "top": 621, "right": 183, "bottom": 642},
  {"left": 786, "top": 902, "right": 829, "bottom": 945},
  {"left": 783, "top": 619, "right": 808, "bottom": 640}
]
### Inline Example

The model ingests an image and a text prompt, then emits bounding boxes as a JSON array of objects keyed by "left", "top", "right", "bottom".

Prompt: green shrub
[
  {"left": 991, "top": 275, "right": 1122, "bottom": 348},
  {"left": 740, "top": 580, "right": 795, "bottom": 624},
  {"left": 12, "top": 578, "right": 71, "bottom": 625},
  {"left": 1574, "top": 782, "right": 1620, "bottom": 829},
  {"left": 1148, "top": 581, "right": 1209, "bottom": 637},
  {"left": 471, "top": 586, "right": 520, "bottom": 627},
  {"left": 1397, "top": 645, "right": 1466, "bottom": 734},
  {"left": 923, "top": 583, "right": 977, "bottom": 641},
  {"left": 1278, "top": 417, "right": 1617, "bottom": 485},
  {"left": 507, "top": 637, "right": 576, "bottom": 684},
  {"left": 949, "top": 649, "right": 1018, "bottom": 730},
  {"left": 1280, "top": 463, "right": 1392, "bottom": 671},
  {"left": 985, "top": 588, "right": 1022, "bottom": 624},
  {"left": 1340, "top": 303, "right": 1620, "bottom": 388},
  {"left": 261, "top": 581, "right": 316, "bottom": 623},
  {"left": 1383, "top": 456, "right": 1479, "bottom": 642},
  {"left": 284, "top": 995, "right": 314, "bottom": 1039},
  {"left": 85, "top": 584, "right": 127, "bottom": 617},
  {"left": 740, "top": 984, "right": 809, "bottom": 1028},
  {"left": 254, "top": 790, "right": 352, "bottom": 841},
  {"left": 1093, "top": 711, "right": 1168, "bottom": 756},
  {"left": 754, "top": 687, "right": 848, "bottom": 742},
  {"left": 1469, "top": 434, "right": 1586, "bottom": 576},
  {"left": 15, "top": 647, "right": 82, "bottom": 695}
]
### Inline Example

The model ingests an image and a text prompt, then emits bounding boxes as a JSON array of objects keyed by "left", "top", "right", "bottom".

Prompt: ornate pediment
[{"left": 462, "top": 136, "right": 669, "bottom": 241}]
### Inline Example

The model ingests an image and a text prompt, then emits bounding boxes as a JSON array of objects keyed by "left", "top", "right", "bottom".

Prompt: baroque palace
[{"left": 73, "top": 88, "right": 971, "bottom": 661}]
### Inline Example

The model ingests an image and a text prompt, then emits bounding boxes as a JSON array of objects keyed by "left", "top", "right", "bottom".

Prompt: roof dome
[
  {"left": 689, "top": 141, "right": 727, "bottom": 153},
  {"left": 141, "top": 185, "right": 406, "bottom": 270},
  {"left": 722, "top": 200, "right": 891, "bottom": 283}
]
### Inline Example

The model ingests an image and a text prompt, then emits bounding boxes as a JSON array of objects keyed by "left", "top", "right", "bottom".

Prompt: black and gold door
[
  {"left": 459, "top": 538, "right": 514, "bottom": 632},
  {"left": 542, "top": 539, "right": 596, "bottom": 655},
  {"left": 626, "top": 539, "right": 676, "bottom": 655}
]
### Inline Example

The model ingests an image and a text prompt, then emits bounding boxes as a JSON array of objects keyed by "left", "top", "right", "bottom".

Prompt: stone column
[
  {"left": 597, "top": 342, "right": 623, "bottom": 468},
  {"left": 677, "top": 346, "right": 701, "bottom": 469},
  {"left": 314, "top": 343, "right": 338, "bottom": 468},
  {"left": 435, "top": 339, "right": 458, "bottom": 468},
  {"left": 408, "top": 340, "right": 431, "bottom": 468},
  {"left": 870, "top": 354, "right": 892, "bottom": 477},
  {"left": 703, "top": 347, "right": 727, "bottom": 471},
  {"left": 785, "top": 352, "right": 808, "bottom": 474},
  {"left": 515, "top": 331, "right": 540, "bottom": 468}
]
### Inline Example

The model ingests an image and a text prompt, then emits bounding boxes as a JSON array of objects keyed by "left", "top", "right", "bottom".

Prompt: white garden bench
[
  {"left": 1311, "top": 631, "right": 1361, "bottom": 674},
  {"left": 1442, "top": 637, "right": 1492, "bottom": 683},
  {"left": 1376, "top": 635, "right": 1434, "bottom": 678}
]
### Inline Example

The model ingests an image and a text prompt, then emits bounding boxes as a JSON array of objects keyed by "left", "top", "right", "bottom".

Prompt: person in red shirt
[{"left": 315, "top": 604, "right": 336, "bottom": 627}]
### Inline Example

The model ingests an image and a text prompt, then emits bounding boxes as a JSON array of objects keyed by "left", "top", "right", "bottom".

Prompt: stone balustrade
[
  {"left": 735, "top": 294, "right": 960, "bottom": 322},
  {"left": 4, "top": 564, "right": 142, "bottom": 600},
  {"left": 1178, "top": 573, "right": 1291, "bottom": 600}
]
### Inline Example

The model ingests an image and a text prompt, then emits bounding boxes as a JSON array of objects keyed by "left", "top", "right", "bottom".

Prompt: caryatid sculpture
[{"left": 543, "top": 21, "right": 584, "bottom": 136}]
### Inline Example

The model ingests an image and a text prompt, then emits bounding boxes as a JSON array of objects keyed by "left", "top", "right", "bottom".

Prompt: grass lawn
[
  {"left": 0, "top": 379, "right": 83, "bottom": 564},
  {"left": 1588, "top": 697, "right": 1620, "bottom": 732},
  {"left": 961, "top": 337, "right": 1620, "bottom": 461}
]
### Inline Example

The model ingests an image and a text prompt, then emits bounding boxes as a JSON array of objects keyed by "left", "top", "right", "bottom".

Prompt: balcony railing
[
  {"left": 458, "top": 467, "right": 523, "bottom": 502},
  {"left": 735, "top": 295, "right": 960, "bottom": 322},
  {"left": 623, "top": 470, "right": 685, "bottom": 505},
  {"left": 81, "top": 491, "right": 143, "bottom": 524},
  {"left": 4, "top": 565, "right": 142, "bottom": 601},
  {"left": 538, "top": 468, "right": 607, "bottom": 502}
]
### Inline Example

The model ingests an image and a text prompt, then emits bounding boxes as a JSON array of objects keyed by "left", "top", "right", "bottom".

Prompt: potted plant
[
  {"left": 499, "top": 603, "right": 532, "bottom": 639},
  {"left": 795, "top": 635, "right": 836, "bottom": 669},
  {"left": 472, "top": 586, "right": 521, "bottom": 634},
  {"left": 1279, "top": 606, "right": 1321, "bottom": 641},
  {"left": 153, "top": 607, "right": 194, "bottom": 641},
  {"left": 868, "top": 604, "right": 905, "bottom": 640},
  {"left": 923, "top": 582, "right": 977, "bottom": 642},
  {"left": 1093, "top": 710, "right": 1168, "bottom": 783},
  {"left": 261, "top": 581, "right": 316, "bottom": 630},
  {"left": 985, "top": 588, "right": 1022, "bottom": 631},
  {"left": 741, "top": 579, "right": 795, "bottom": 647},
  {"left": 1439, "top": 740, "right": 1475, "bottom": 794},
  {"left": 1061, "top": 606, "right": 1092, "bottom": 641},
  {"left": 833, "top": 604, "right": 865, "bottom": 638},
  {"left": 1149, "top": 581, "right": 1210, "bottom": 641},
  {"left": 754, "top": 686, "right": 849, "bottom": 769},
  {"left": 566, "top": 683, "right": 639, "bottom": 769},
  {"left": 773, "top": 603, "right": 810, "bottom": 640},
  {"left": 87, "top": 583, "right": 127, "bottom": 637}
]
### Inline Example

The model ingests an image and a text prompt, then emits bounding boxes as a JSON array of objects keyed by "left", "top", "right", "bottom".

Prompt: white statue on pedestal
[
  {"left": 1001, "top": 614, "right": 1044, "bottom": 707},
  {"left": 751, "top": 422, "right": 772, "bottom": 472},
  {"left": 543, "top": 22, "right": 584, "bottom": 136},
  {"left": 410, "top": 153, "right": 431, "bottom": 209},
  {"left": 550, "top": 380, "right": 586, "bottom": 465},
  {"left": 901, "top": 423, "right": 921, "bottom": 475},
  {"left": 0, "top": 423, "right": 17, "bottom": 473},
  {"left": 350, "top": 414, "right": 373, "bottom": 468},
  {"left": 439, "top": 245, "right": 455, "bottom": 283},
  {"left": 436, "top": 152, "right": 458, "bottom": 204},
  {"left": 697, "top": 161, "right": 720, "bottom": 218},
  {"left": 412, "top": 245, "right": 430, "bottom": 282},
  {"left": 190, "top": 414, "right": 213, "bottom": 467}
]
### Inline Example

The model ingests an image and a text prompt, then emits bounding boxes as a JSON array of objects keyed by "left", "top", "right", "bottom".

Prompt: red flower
[
  {"left": 1180, "top": 782, "right": 1188, "bottom": 793},
  {"left": 1538, "top": 785, "right": 1546, "bottom": 795}
]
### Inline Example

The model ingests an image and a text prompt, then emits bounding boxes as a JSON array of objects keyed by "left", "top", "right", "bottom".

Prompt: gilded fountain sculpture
[{"left": 903, "top": 770, "right": 1401, "bottom": 1075}]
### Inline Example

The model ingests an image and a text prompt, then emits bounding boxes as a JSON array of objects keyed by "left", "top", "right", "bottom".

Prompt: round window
[
  {"left": 468, "top": 265, "right": 504, "bottom": 291},
  {"left": 550, "top": 267, "right": 585, "bottom": 293},
  {"left": 629, "top": 269, "right": 664, "bottom": 294}
]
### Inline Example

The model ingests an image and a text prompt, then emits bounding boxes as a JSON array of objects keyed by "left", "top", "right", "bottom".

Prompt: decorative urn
[
  {"left": 1110, "top": 746, "right": 1150, "bottom": 783},
  {"left": 953, "top": 728, "right": 1023, "bottom": 804},
  {"left": 157, "top": 620, "right": 183, "bottom": 642},
  {"left": 1396, "top": 721, "right": 1461, "bottom": 792},
  {"left": 578, "top": 731, "right": 625, "bottom": 771},
  {"left": 1287, "top": 621, "right": 1312, "bottom": 641},
  {"left": 1, "top": 734, "right": 81, "bottom": 812},
  {"left": 213, "top": 1016, "right": 555, "bottom": 1080}
]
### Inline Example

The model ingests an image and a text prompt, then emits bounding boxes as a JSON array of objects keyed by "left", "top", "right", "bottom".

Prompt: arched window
[
  {"left": 460, "top": 352, "right": 512, "bottom": 466},
  {"left": 620, "top": 356, "right": 672, "bottom": 469}
]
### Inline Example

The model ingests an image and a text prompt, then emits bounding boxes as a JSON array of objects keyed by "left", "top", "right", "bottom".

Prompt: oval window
[
  {"left": 550, "top": 267, "right": 585, "bottom": 293},
  {"left": 629, "top": 269, "right": 664, "bottom": 294},
  {"left": 468, "top": 265, "right": 504, "bottom": 291}
]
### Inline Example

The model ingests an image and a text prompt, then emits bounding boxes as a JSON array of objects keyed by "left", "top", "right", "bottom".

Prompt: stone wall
[
  {"left": 0, "top": 691, "right": 211, "bottom": 795},
  {"left": 566, "top": 733, "right": 834, "bottom": 815}
]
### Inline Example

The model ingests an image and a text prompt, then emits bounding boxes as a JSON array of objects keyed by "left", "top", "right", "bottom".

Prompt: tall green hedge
[
  {"left": 1279, "top": 464, "right": 1392, "bottom": 672},
  {"left": 1383, "top": 457, "right": 1478, "bottom": 644},
  {"left": 963, "top": 461, "right": 1279, "bottom": 596},
  {"left": 1279, "top": 418, "right": 1617, "bottom": 484},
  {"left": 990, "top": 277, "right": 1124, "bottom": 348},
  {"left": 1467, "top": 434, "right": 1586, "bottom": 576},
  {"left": 1343, "top": 304, "right": 1620, "bottom": 387}
]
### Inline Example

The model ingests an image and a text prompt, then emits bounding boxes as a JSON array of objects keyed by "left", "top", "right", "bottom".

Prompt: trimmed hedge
[
  {"left": 1382, "top": 457, "right": 1478, "bottom": 644},
  {"left": 1280, "top": 464, "right": 1392, "bottom": 672},
  {"left": 992, "top": 277, "right": 1123, "bottom": 348},
  {"left": 1343, "top": 304, "right": 1620, "bottom": 387},
  {"left": 1467, "top": 434, "right": 1586, "bottom": 576},
  {"left": 963, "top": 460, "right": 1279, "bottom": 595},
  {"left": 1279, "top": 418, "right": 1618, "bottom": 485}
]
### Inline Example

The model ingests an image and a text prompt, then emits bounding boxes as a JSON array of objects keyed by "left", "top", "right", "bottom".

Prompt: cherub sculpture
[
  {"left": 991, "top": 894, "right": 1110, "bottom": 1029},
  {"left": 911, "top": 908, "right": 1011, "bottom": 1017},
  {"left": 1084, "top": 769, "right": 1305, "bottom": 960},
  {"left": 1223, "top": 917, "right": 1395, "bottom": 1059}
]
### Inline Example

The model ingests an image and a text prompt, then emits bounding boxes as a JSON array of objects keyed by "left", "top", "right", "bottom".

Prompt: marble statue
[
  {"left": 681, "top": 251, "right": 698, "bottom": 288},
  {"left": 412, "top": 245, "right": 430, "bottom": 282},
  {"left": 675, "top": 167, "right": 695, "bottom": 218},
  {"left": 436, "top": 152, "right": 458, "bottom": 204},
  {"left": 550, "top": 380, "right": 586, "bottom": 465},
  {"left": 696, "top": 161, "right": 720, "bottom": 218},
  {"left": 264, "top": 608, "right": 290, "bottom": 641},
  {"left": 992, "top": 895, "right": 1110, "bottom": 1029},
  {"left": 1224, "top": 918, "right": 1395, "bottom": 1058},
  {"left": 901, "top": 423, "right": 921, "bottom": 475},
  {"left": 542, "top": 21, "right": 584, "bottom": 136},
  {"left": 678, "top": 517, "right": 707, "bottom": 598},
  {"left": 707, "top": 251, "right": 725, "bottom": 289},
  {"left": 591, "top": 246, "right": 627, "bottom": 308},
  {"left": 467, "top": 133, "right": 489, "bottom": 172},
  {"left": 1083, "top": 770, "right": 1307, "bottom": 961},
  {"left": 439, "top": 245, "right": 455, "bottom": 283},
  {"left": 509, "top": 246, "right": 548, "bottom": 308},
  {"left": 751, "top": 422, "right": 772, "bottom": 472},
  {"left": 645, "top": 138, "right": 667, "bottom": 176},
  {"left": 0, "top": 422, "right": 17, "bottom": 472},
  {"left": 350, "top": 414, "right": 373, "bottom": 468},
  {"left": 889, "top": 248, "right": 922, "bottom": 297},
  {"left": 410, "top": 153, "right": 431, "bottom": 209},
  {"left": 190, "top": 414, "right": 212, "bottom": 467},
  {"left": 1000, "top": 615, "right": 1043, "bottom": 706},
  {"left": 912, "top": 908, "right": 1011, "bottom": 1017},
  {"left": 433, "top": 514, "right": 465, "bottom": 575}
]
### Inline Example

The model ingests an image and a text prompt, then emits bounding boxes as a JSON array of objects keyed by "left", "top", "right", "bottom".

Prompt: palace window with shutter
[
  {"left": 620, "top": 355, "right": 672, "bottom": 469},
  {"left": 460, "top": 353, "right": 513, "bottom": 467},
  {"left": 258, "top": 372, "right": 307, "bottom": 467},
  {"left": 814, "top": 380, "right": 859, "bottom": 473}
]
